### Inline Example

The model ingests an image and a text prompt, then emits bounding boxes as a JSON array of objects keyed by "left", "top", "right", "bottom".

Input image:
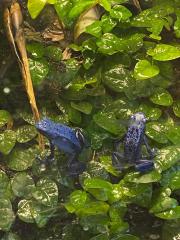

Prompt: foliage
[{"left": 0, "top": 0, "right": 180, "bottom": 239}]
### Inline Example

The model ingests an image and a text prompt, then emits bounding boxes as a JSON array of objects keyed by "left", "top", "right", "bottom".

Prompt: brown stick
[{"left": 3, "top": 0, "right": 44, "bottom": 149}]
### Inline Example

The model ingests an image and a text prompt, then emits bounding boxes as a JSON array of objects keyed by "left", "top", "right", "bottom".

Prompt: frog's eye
[{"left": 130, "top": 115, "right": 135, "bottom": 120}]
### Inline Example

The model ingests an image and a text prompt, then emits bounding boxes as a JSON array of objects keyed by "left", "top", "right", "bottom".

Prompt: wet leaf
[
  {"left": 26, "top": 43, "right": 45, "bottom": 59},
  {"left": 99, "top": 155, "right": 120, "bottom": 177},
  {"left": 147, "top": 44, "right": 180, "bottom": 61},
  {"left": 110, "top": 5, "right": 132, "bottom": 21},
  {"left": 17, "top": 200, "right": 34, "bottom": 223},
  {"left": 29, "top": 58, "right": 49, "bottom": 85},
  {"left": 146, "top": 122, "right": 168, "bottom": 144},
  {"left": 71, "top": 101, "right": 92, "bottom": 114},
  {"left": 0, "top": 110, "right": 12, "bottom": 128},
  {"left": 111, "top": 234, "right": 139, "bottom": 240},
  {"left": 93, "top": 112, "right": 125, "bottom": 135},
  {"left": 45, "top": 46, "right": 62, "bottom": 62},
  {"left": 16, "top": 125, "right": 37, "bottom": 143},
  {"left": 7, "top": 147, "right": 37, "bottom": 171},
  {"left": 155, "top": 146, "right": 180, "bottom": 171},
  {"left": 0, "top": 130, "right": 16, "bottom": 155},
  {"left": 103, "top": 64, "right": 134, "bottom": 93},
  {"left": 166, "top": 126, "right": 180, "bottom": 145},
  {"left": 86, "top": 21, "right": 102, "bottom": 38},
  {"left": 76, "top": 201, "right": 109, "bottom": 217},
  {"left": 11, "top": 173, "right": 35, "bottom": 199},
  {"left": 124, "top": 170, "right": 161, "bottom": 184},
  {"left": 155, "top": 206, "right": 180, "bottom": 219},
  {"left": 173, "top": 100, "right": 180, "bottom": 117},
  {"left": 32, "top": 178, "right": 58, "bottom": 207},
  {"left": 0, "top": 199, "right": 15, "bottom": 231},
  {"left": 150, "top": 90, "right": 173, "bottom": 106},
  {"left": 138, "top": 103, "right": 162, "bottom": 120},
  {"left": 134, "top": 60, "right": 159, "bottom": 80},
  {"left": 0, "top": 171, "right": 12, "bottom": 200}
]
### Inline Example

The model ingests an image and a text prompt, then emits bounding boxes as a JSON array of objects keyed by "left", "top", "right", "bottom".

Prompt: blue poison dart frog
[
  {"left": 112, "top": 112, "right": 156, "bottom": 173},
  {"left": 35, "top": 118, "right": 88, "bottom": 175}
]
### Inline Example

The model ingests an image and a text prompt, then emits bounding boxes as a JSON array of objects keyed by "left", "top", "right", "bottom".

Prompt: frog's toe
[
  {"left": 68, "top": 161, "right": 86, "bottom": 176},
  {"left": 135, "top": 160, "right": 154, "bottom": 173}
]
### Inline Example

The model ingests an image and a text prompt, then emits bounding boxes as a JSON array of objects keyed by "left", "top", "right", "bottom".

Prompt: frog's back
[
  {"left": 124, "top": 124, "right": 143, "bottom": 161},
  {"left": 52, "top": 122, "right": 81, "bottom": 149}
]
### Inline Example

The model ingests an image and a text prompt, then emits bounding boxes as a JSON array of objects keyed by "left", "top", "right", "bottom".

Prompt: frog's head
[
  {"left": 130, "top": 112, "right": 146, "bottom": 125},
  {"left": 35, "top": 118, "right": 54, "bottom": 138}
]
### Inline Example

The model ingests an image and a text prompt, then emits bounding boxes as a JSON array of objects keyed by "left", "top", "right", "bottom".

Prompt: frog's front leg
[
  {"left": 112, "top": 139, "right": 126, "bottom": 171},
  {"left": 37, "top": 140, "right": 55, "bottom": 169},
  {"left": 135, "top": 159, "right": 154, "bottom": 172},
  {"left": 143, "top": 135, "right": 156, "bottom": 158}
]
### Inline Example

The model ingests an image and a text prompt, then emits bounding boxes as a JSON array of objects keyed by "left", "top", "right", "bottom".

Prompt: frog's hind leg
[
  {"left": 112, "top": 152, "right": 126, "bottom": 171},
  {"left": 143, "top": 136, "right": 156, "bottom": 158},
  {"left": 135, "top": 159, "right": 154, "bottom": 173},
  {"left": 67, "top": 153, "right": 86, "bottom": 176}
]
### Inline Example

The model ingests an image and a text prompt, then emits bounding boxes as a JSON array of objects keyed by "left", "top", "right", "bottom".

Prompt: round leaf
[
  {"left": 134, "top": 60, "right": 159, "bottom": 80},
  {"left": 11, "top": 172, "right": 35, "bottom": 199},
  {"left": 146, "top": 122, "right": 168, "bottom": 144},
  {"left": 0, "top": 199, "right": 15, "bottom": 231},
  {"left": 32, "top": 178, "right": 58, "bottom": 207},
  {"left": 173, "top": 100, "right": 180, "bottom": 117},
  {"left": 17, "top": 200, "right": 34, "bottom": 223},
  {"left": 150, "top": 90, "right": 173, "bottom": 106},
  {"left": 155, "top": 206, "right": 180, "bottom": 219},
  {"left": 0, "top": 110, "right": 12, "bottom": 128},
  {"left": 16, "top": 125, "right": 37, "bottom": 143},
  {"left": 147, "top": 44, "right": 180, "bottom": 61},
  {"left": 110, "top": 5, "right": 132, "bottom": 21},
  {"left": 0, "top": 130, "right": 16, "bottom": 155},
  {"left": 7, "top": 147, "right": 37, "bottom": 171},
  {"left": 71, "top": 101, "right": 92, "bottom": 114}
]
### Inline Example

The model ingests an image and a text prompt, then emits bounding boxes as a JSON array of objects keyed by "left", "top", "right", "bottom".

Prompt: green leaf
[
  {"left": 67, "top": 106, "right": 82, "bottom": 124},
  {"left": 97, "top": 33, "right": 144, "bottom": 55},
  {"left": 68, "top": 1, "right": 95, "bottom": 20},
  {"left": 86, "top": 21, "right": 102, "bottom": 38},
  {"left": 83, "top": 178, "right": 113, "bottom": 201},
  {"left": 124, "top": 170, "right": 161, "bottom": 184},
  {"left": 44, "top": 45, "right": 62, "bottom": 62},
  {"left": 71, "top": 101, "right": 92, "bottom": 114},
  {"left": 138, "top": 103, "right": 162, "bottom": 120},
  {"left": 0, "top": 199, "right": 15, "bottom": 231},
  {"left": 17, "top": 200, "right": 34, "bottom": 223},
  {"left": 7, "top": 147, "right": 37, "bottom": 171},
  {"left": 99, "top": 0, "right": 111, "bottom": 11},
  {"left": 150, "top": 90, "right": 173, "bottom": 106},
  {"left": 69, "top": 190, "right": 87, "bottom": 210},
  {"left": 93, "top": 112, "right": 125, "bottom": 135},
  {"left": 147, "top": 44, "right": 180, "bottom": 61},
  {"left": 26, "top": 42, "right": 45, "bottom": 59},
  {"left": 27, "top": 0, "right": 47, "bottom": 19},
  {"left": 76, "top": 201, "right": 109, "bottom": 217},
  {"left": 146, "top": 122, "right": 168, "bottom": 144},
  {"left": 103, "top": 64, "right": 134, "bottom": 93},
  {"left": 155, "top": 146, "right": 180, "bottom": 171},
  {"left": 110, "top": 5, "right": 132, "bottom": 21},
  {"left": 134, "top": 60, "right": 159, "bottom": 80},
  {"left": 111, "top": 234, "right": 139, "bottom": 240},
  {"left": 101, "top": 14, "right": 117, "bottom": 33},
  {"left": 0, "top": 130, "right": 16, "bottom": 155},
  {"left": 16, "top": 125, "right": 37, "bottom": 143},
  {"left": 29, "top": 58, "right": 49, "bottom": 85},
  {"left": 174, "top": 11, "right": 180, "bottom": 38},
  {"left": 99, "top": 155, "right": 120, "bottom": 177},
  {"left": 162, "top": 220, "right": 180, "bottom": 240},
  {"left": 0, "top": 110, "right": 12, "bottom": 128},
  {"left": 32, "top": 178, "right": 58, "bottom": 207},
  {"left": 166, "top": 126, "right": 180, "bottom": 145},
  {"left": 90, "top": 233, "right": 109, "bottom": 240},
  {"left": 155, "top": 206, "right": 180, "bottom": 219},
  {"left": 54, "top": 0, "right": 73, "bottom": 27},
  {"left": 0, "top": 171, "right": 12, "bottom": 199},
  {"left": 173, "top": 100, "right": 180, "bottom": 117},
  {"left": 11, "top": 173, "right": 35, "bottom": 199}
]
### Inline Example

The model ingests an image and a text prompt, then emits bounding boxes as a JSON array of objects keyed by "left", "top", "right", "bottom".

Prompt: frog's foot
[
  {"left": 112, "top": 152, "right": 125, "bottom": 171},
  {"left": 135, "top": 160, "right": 154, "bottom": 173},
  {"left": 68, "top": 161, "right": 86, "bottom": 176}
]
